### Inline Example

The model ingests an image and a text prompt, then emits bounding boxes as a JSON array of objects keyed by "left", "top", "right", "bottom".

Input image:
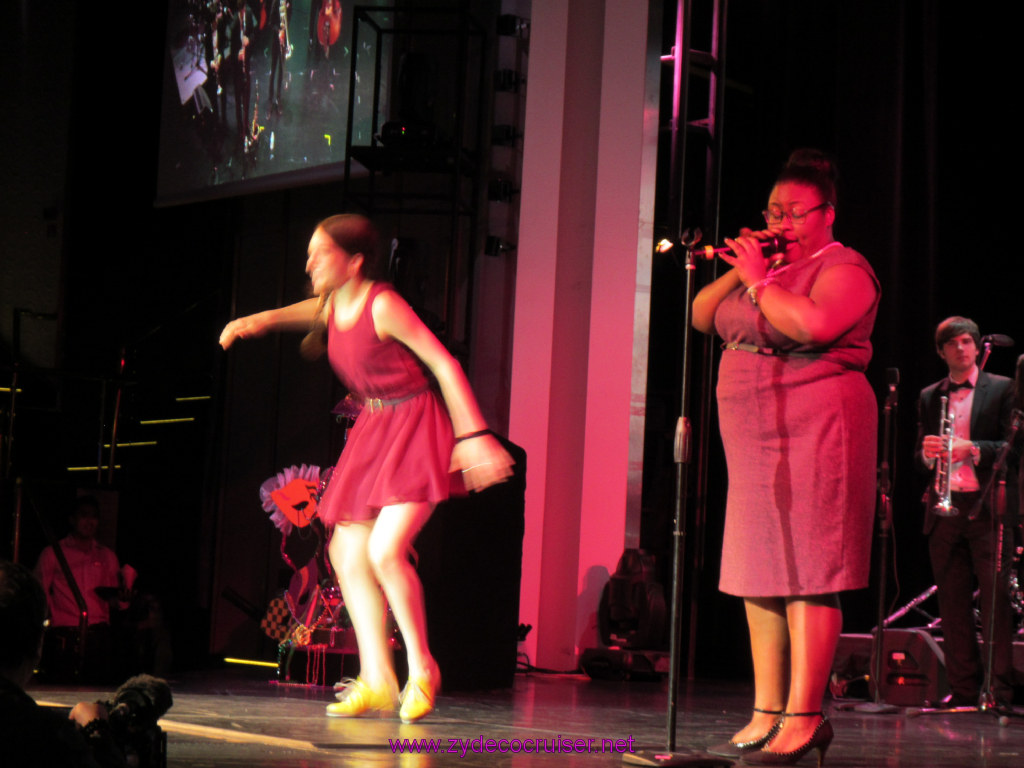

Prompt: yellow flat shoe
[
  {"left": 326, "top": 677, "right": 398, "bottom": 718},
  {"left": 399, "top": 665, "right": 441, "bottom": 724}
]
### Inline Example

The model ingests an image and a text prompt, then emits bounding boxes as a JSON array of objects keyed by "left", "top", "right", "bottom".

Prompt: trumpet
[{"left": 931, "top": 395, "right": 959, "bottom": 517}]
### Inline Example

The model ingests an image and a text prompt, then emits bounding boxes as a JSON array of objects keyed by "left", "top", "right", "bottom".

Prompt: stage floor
[{"left": 31, "top": 668, "right": 1024, "bottom": 767}]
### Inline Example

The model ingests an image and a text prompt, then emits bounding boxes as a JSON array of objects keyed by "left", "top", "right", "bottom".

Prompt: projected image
[{"left": 158, "top": 0, "right": 390, "bottom": 203}]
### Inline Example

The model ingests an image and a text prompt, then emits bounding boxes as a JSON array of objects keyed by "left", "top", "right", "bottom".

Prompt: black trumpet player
[{"left": 916, "top": 316, "right": 1019, "bottom": 710}]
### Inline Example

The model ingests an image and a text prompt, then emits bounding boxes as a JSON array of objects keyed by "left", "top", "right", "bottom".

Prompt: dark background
[{"left": 2, "top": 1, "right": 1019, "bottom": 677}]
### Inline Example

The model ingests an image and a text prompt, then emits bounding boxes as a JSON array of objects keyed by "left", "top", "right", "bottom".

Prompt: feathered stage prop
[{"left": 259, "top": 463, "right": 328, "bottom": 536}]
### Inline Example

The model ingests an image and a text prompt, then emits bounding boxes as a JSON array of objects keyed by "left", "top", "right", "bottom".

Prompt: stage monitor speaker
[
  {"left": 868, "top": 629, "right": 948, "bottom": 707},
  {"left": 416, "top": 436, "right": 526, "bottom": 691}
]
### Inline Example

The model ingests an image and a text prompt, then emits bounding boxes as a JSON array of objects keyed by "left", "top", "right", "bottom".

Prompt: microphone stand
[
  {"left": 625, "top": 235, "right": 731, "bottom": 768},
  {"left": 851, "top": 371, "right": 900, "bottom": 714},
  {"left": 978, "top": 339, "right": 994, "bottom": 374},
  {"left": 881, "top": 585, "right": 939, "bottom": 629},
  {"left": 624, "top": 1, "right": 732, "bottom": 764},
  {"left": 975, "top": 411, "right": 1022, "bottom": 722}
]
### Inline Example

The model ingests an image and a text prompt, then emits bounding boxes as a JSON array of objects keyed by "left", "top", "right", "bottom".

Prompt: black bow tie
[{"left": 949, "top": 379, "right": 973, "bottom": 392}]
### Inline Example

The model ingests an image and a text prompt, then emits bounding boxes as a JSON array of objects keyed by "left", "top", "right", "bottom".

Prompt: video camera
[{"left": 98, "top": 674, "right": 173, "bottom": 768}]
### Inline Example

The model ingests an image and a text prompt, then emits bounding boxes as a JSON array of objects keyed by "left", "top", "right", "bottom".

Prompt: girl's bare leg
[
  {"left": 367, "top": 502, "right": 437, "bottom": 678},
  {"left": 328, "top": 521, "right": 397, "bottom": 693}
]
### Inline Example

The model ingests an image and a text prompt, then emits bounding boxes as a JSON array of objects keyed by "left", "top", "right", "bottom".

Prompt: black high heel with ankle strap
[
  {"left": 741, "top": 711, "right": 833, "bottom": 766},
  {"left": 706, "top": 707, "right": 784, "bottom": 757}
]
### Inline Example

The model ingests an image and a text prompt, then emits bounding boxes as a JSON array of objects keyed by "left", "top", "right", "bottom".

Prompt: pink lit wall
[{"left": 509, "top": 0, "right": 657, "bottom": 670}]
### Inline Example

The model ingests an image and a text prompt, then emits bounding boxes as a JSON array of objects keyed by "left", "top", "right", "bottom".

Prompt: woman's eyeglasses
[{"left": 762, "top": 201, "right": 832, "bottom": 225}]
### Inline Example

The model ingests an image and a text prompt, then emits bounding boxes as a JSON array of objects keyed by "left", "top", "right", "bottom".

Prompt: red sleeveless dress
[{"left": 317, "top": 283, "right": 458, "bottom": 525}]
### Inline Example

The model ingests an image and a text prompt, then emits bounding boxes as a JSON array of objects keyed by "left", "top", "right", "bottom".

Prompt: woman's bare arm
[{"left": 219, "top": 297, "right": 321, "bottom": 349}]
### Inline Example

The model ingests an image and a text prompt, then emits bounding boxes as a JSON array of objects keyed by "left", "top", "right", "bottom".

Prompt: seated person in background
[
  {"left": 0, "top": 559, "right": 128, "bottom": 768},
  {"left": 34, "top": 496, "right": 133, "bottom": 682}
]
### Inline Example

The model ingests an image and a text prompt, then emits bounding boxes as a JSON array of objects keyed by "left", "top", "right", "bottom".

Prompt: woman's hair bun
[
  {"left": 777, "top": 148, "right": 838, "bottom": 205},
  {"left": 784, "top": 148, "right": 837, "bottom": 182}
]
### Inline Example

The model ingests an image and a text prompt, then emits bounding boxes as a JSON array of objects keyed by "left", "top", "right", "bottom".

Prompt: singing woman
[{"left": 692, "top": 149, "right": 880, "bottom": 765}]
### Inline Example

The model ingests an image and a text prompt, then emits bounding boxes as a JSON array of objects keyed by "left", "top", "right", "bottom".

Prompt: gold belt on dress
[
  {"left": 721, "top": 342, "right": 818, "bottom": 358},
  {"left": 364, "top": 385, "right": 430, "bottom": 413}
]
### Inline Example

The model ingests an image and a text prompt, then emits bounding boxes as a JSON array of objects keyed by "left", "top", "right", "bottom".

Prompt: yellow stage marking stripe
[
  {"left": 36, "top": 703, "right": 324, "bottom": 754},
  {"left": 155, "top": 720, "right": 324, "bottom": 752}
]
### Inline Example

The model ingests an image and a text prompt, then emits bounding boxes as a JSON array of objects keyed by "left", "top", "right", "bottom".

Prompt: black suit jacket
[{"left": 915, "top": 370, "right": 1018, "bottom": 534}]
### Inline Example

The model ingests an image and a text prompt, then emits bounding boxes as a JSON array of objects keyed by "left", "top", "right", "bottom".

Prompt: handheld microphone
[
  {"left": 885, "top": 367, "right": 899, "bottom": 408},
  {"left": 690, "top": 234, "right": 792, "bottom": 261}
]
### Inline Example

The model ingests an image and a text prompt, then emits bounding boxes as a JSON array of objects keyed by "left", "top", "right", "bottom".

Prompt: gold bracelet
[{"left": 747, "top": 276, "right": 777, "bottom": 307}]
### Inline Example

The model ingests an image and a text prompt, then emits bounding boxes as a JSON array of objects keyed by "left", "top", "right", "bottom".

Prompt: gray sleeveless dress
[{"left": 713, "top": 245, "right": 880, "bottom": 597}]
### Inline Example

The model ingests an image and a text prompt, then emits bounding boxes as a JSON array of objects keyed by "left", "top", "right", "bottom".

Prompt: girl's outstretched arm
[{"left": 219, "top": 297, "right": 321, "bottom": 349}]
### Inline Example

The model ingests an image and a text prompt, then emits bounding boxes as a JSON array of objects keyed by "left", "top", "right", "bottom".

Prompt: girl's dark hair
[
  {"left": 300, "top": 214, "right": 384, "bottom": 359},
  {"left": 775, "top": 148, "right": 839, "bottom": 207},
  {"left": 316, "top": 214, "right": 385, "bottom": 280}
]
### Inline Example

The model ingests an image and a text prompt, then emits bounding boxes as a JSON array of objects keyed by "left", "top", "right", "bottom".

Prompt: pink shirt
[
  {"left": 948, "top": 366, "right": 980, "bottom": 493},
  {"left": 34, "top": 536, "right": 120, "bottom": 627}
]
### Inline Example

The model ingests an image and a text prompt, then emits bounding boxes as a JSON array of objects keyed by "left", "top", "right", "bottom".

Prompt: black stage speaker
[
  {"left": 416, "top": 436, "right": 526, "bottom": 691},
  {"left": 868, "top": 629, "right": 949, "bottom": 707}
]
